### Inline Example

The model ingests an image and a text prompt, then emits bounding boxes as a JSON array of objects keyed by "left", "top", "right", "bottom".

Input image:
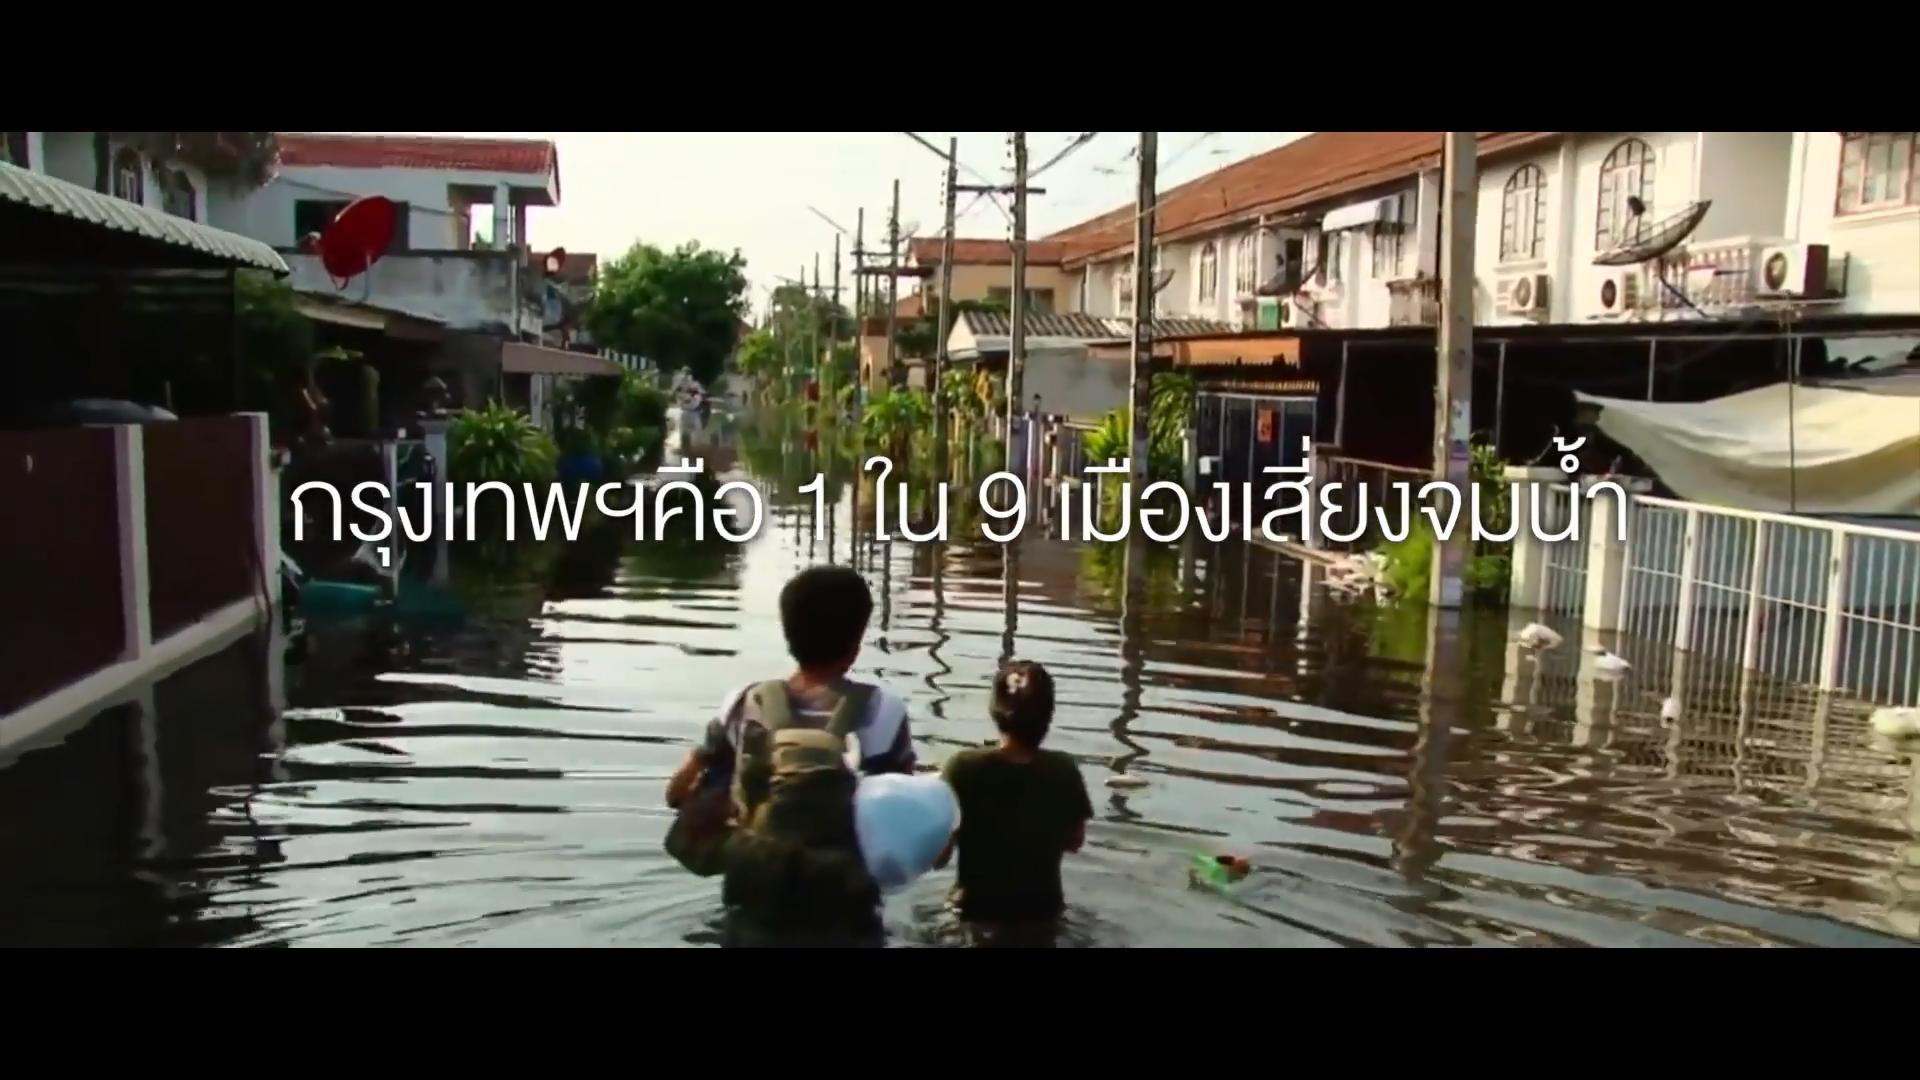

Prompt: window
[
  {"left": 1321, "top": 230, "right": 1347, "bottom": 286},
  {"left": 1595, "top": 138, "right": 1656, "bottom": 249},
  {"left": 1197, "top": 241, "right": 1219, "bottom": 304},
  {"left": 294, "top": 199, "right": 351, "bottom": 240},
  {"left": 1078, "top": 272, "right": 1089, "bottom": 313},
  {"left": 986, "top": 285, "right": 1054, "bottom": 314},
  {"left": 112, "top": 146, "right": 144, "bottom": 204},
  {"left": 295, "top": 199, "right": 411, "bottom": 250},
  {"left": 1500, "top": 164, "right": 1548, "bottom": 262},
  {"left": 1837, "top": 132, "right": 1918, "bottom": 214},
  {"left": 2, "top": 132, "right": 27, "bottom": 168},
  {"left": 162, "top": 170, "right": 197, "bottom": 221},
  {"left": 1233, "top": 232, "right": 1259, "bottom": 296}
]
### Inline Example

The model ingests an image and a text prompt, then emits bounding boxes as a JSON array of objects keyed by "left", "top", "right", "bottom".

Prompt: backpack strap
[
  {"left": 744, "top": 680, "right": 797, "bottom": 730},
  {"left": 827, "top": 681, "right": 875, "bottom": 741}
]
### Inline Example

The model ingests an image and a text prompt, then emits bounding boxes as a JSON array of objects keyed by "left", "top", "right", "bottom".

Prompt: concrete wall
[
  {"left": 283, "top": 250, "right": 523, "bottom": 331},
  {"left": 1023, "top": 345, "right": 1128, "bottom": 424},
  {"left": 1787, "top": 131, "right": 1920, "bottom": 316}
]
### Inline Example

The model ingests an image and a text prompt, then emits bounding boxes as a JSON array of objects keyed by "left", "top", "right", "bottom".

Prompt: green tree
[{"left": 586, "top": 241, "right": 748, "bottom": 388}]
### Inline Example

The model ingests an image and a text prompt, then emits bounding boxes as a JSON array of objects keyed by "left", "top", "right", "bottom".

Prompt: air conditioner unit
[
  {"left": 1278, "top": 299, "right": 1314, "bottom": 330},
  {"left": 1596, "top": 269, "right": 1642, "bottom": 317},
  {"left": 1497, "top": 273, "right": 1550, "bottom": 318},
  {"left": 1757, "top": 243, "right": 1832, "bottom": 299}
]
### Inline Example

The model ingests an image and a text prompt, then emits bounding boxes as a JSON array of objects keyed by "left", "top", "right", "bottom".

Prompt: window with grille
[
  {"left": 1233, "top": 232, "right": 1258, "bottom": 296},
  {"left": 1595, "top": 138, "right": 1656, "bottom": 250},
  {"left": 112, "top": 146, "right": 144, "bottom": 204},
  {"left": 1371, "top": 193, "right": 1413, "bottom": 278},
  {"left": 1321, "top": 231, "right": 1347, "bottom": 286},
  {"left": 1197, "top": 241, "right": 1218, "bottom": 304},
  {"left": 162, "top": 170, "right": 196, "bottom": 221},
  {"left": 1837, "top": 132, "right": 1918, "bottom": 214},
  {"left": 1501, "top": 164, "right": 1547, "bottom": 262}
]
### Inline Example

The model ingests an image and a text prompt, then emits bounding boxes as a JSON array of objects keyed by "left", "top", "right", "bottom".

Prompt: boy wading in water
[
  {"left": 664, "top": 566, "right": 916, "bottom": 944},
  {"left": 937, "top": 661, "right": 1092, "bottom": 929}
]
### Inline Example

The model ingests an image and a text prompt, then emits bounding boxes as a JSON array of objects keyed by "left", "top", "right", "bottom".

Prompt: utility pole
[
  {"left": 1122, "top": 132, "right": 1158, "bottom": 609},
  {"left": 1430, "top": 132, "right": 1477, "bottom": 609},
  {"left": 885, "top": 179, "right": 902, "bottom": 390},
  {"left": 852, "top": 208, "right": 866, "bottom": 423},
  {"left": 934, "top": 136, "right": 958, "bottom": 482},
  {"left": 1005, "top": 132, "right": 1029, "bottom": 466},
  {"left": 828, "top": 233, "right": 841, "bottom": 417},
  {"left": 1127, "top": 131, "right": 1157, "bottom": 498}
]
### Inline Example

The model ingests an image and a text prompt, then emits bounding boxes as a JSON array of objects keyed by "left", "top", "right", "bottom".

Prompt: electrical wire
[{"left": 1029, "top": 132, "right": 1100, "bottom": 180}]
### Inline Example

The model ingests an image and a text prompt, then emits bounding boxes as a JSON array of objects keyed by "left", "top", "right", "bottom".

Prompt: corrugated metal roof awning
[
  {"left": 0, "top": 161, "right": 288, "bottom": 273},
  {"left": 501, "top": 341, "right": 624, "bottom": 377}
]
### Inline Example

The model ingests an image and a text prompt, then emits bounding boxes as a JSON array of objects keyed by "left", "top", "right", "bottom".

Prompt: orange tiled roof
[
  {"left": 907, "top": 236, "right": 1067, "bottom": 266},
  {"left": 277, "top": 133, "right": 558, "bottom": 177},
  {"left": 1045, "top": 131, "right": 1561, "bottom": 266}
]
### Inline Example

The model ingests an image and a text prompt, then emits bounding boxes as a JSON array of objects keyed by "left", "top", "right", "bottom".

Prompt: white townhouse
[
  {"left": 1473, "top": 130, "right": 1918, "bottom": 328},
  {"left": 1051, "top": 131, "right": 1917, "bottom": 336}
]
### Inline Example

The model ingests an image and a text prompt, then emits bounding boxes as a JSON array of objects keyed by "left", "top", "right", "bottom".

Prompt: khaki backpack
[{"left": 664, "top": 680, "right": 873, "bottom": 877}]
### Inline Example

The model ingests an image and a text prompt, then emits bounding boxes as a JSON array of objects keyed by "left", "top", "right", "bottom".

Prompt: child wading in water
[{"left": 936, "top": 661, "right": 1092, "bottom": 926}]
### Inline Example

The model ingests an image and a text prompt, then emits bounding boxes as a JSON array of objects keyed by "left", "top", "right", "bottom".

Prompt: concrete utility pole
[
  {"left": 1127, "top": 131, "right": 1158, "bottom": 498},
  {"left": 885, "top": 179, "right": 902, "bottom": 390},
  {"left": 852, "top": 208, "right": 866, "bottom": 423},
  {"left": 1430, "top": 132, "right": 1478, "bottom": 609},
  {"left": 1005, "top": 132, "right": 1029, "bottom": 461},
  {"left": 934, "top": 136, "right": 958, "bottom": 481},
  {"left": 828, "top": 233, "right": 841, "bottom": 414}
]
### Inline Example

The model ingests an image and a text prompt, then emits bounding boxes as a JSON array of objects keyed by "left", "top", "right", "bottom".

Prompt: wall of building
[
  {"left": 29, "top": 132, "right": 227, "bottom": 225},
  {"left": 920, "top": 261, "right": 1076, "bottom": 310},
  {"left": 1023, "top": 345, "right": 1128, "bottom": 425},
  {"left": 1563, "top": 131, "right": 1700, "bottom": 323},
  {"left": 282, "top": 250, "right": 522, "bottom": 331},
  {"left": 1695, "top": 131, "right": 1793, "bottom": 241},
  {"left": 1787, "top": 132, "right": 1920, "bottom": 316}
]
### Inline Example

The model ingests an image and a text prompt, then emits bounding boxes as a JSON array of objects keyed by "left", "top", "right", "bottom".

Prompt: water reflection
[{"left": 0, "top": 418, "right": 1917, "bottom": 946}]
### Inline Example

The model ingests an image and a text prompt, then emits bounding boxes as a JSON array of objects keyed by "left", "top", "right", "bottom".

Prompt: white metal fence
[
  {"left": 1616, "top": 495, "right": 1920, "bottom": 707},
  {"left": 1539, "top": 484, "right": 1590, "bottom": 618}
]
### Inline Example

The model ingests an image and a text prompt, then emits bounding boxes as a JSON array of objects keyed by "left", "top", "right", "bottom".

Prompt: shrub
[{"left": 449, "top": 403, "right": 557, "bottom": 488}]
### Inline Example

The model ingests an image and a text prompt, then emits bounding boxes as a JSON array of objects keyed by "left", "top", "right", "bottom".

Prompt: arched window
[
  {"left": 1233, "top": 232, "right": 1259, "bottom": 296},
  {"left": 163, "top": 169, "right": 197, "bottom": 221},
  {"left": 1500, "top": 165, "right": 1547, "bottom": 262},
  {"left": 1197, "top": 241, "right": 1218, "bottom": 304},
  {"left": 112, "top": 146, "right": 145, "bottom": 204},
  {"left": 1595, "top": 138, "right": 1655, "bottom": 249}
]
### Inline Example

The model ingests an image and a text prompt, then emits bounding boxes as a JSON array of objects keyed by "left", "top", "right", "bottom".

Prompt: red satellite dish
[{"left": 306, "top": 196, "right": 397, "bottom": 290}]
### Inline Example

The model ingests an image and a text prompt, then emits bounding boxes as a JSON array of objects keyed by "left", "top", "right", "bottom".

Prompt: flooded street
[{"left": 2, "top": 432, "right": 1917, "bottom": 947}]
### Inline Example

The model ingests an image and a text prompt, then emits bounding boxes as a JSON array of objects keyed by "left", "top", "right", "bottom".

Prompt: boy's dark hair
[
  {"left": 990, "top": 661, "right": 1055, "bottom": 748},
  {"left": 780, "top": 566, "right": 873, "bottom": 669}
]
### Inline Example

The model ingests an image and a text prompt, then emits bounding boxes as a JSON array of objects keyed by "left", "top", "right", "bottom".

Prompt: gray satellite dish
[{"left": 1594, "top": 198, "right": 1711, "bottom": 266}]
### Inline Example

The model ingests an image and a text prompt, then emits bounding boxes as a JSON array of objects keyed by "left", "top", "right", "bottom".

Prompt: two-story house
[{"left": 216, "top": 133, "right": 561, "bottom": 336}]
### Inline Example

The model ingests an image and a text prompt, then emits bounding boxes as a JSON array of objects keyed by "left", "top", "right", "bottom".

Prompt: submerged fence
[{"left": 1516, "top": 481, "right": 1920, "bottom": 709}]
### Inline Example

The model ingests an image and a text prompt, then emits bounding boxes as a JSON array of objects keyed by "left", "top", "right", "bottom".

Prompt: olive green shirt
[{"left": 941, "top": 747, "right": 1093, "bottom": 923}]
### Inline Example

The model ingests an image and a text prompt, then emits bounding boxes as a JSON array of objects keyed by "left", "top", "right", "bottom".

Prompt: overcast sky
[{"left": 421, "top": 132, "right": 1308, "bottom": 315}]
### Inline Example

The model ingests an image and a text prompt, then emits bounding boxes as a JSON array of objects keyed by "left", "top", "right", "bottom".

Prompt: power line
[
  {"left": 900, "top": 132, "right": 1012, "bottom": 223},
  {"left": 1029, "top": 132, "right": 1099, "bottom": 180}
]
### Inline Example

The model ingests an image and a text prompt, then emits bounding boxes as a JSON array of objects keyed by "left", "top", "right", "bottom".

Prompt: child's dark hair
[
  {"left": 780, "top": 566, "right": 873, "bottom": 669},
  {"left": 990, "top": 661, "right": 1055, "bottom": 748}
]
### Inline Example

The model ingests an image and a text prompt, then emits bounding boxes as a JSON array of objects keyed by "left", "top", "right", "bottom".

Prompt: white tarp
[{"left": 1575, "top": 382, "right": 1920, "bottom": 515}]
